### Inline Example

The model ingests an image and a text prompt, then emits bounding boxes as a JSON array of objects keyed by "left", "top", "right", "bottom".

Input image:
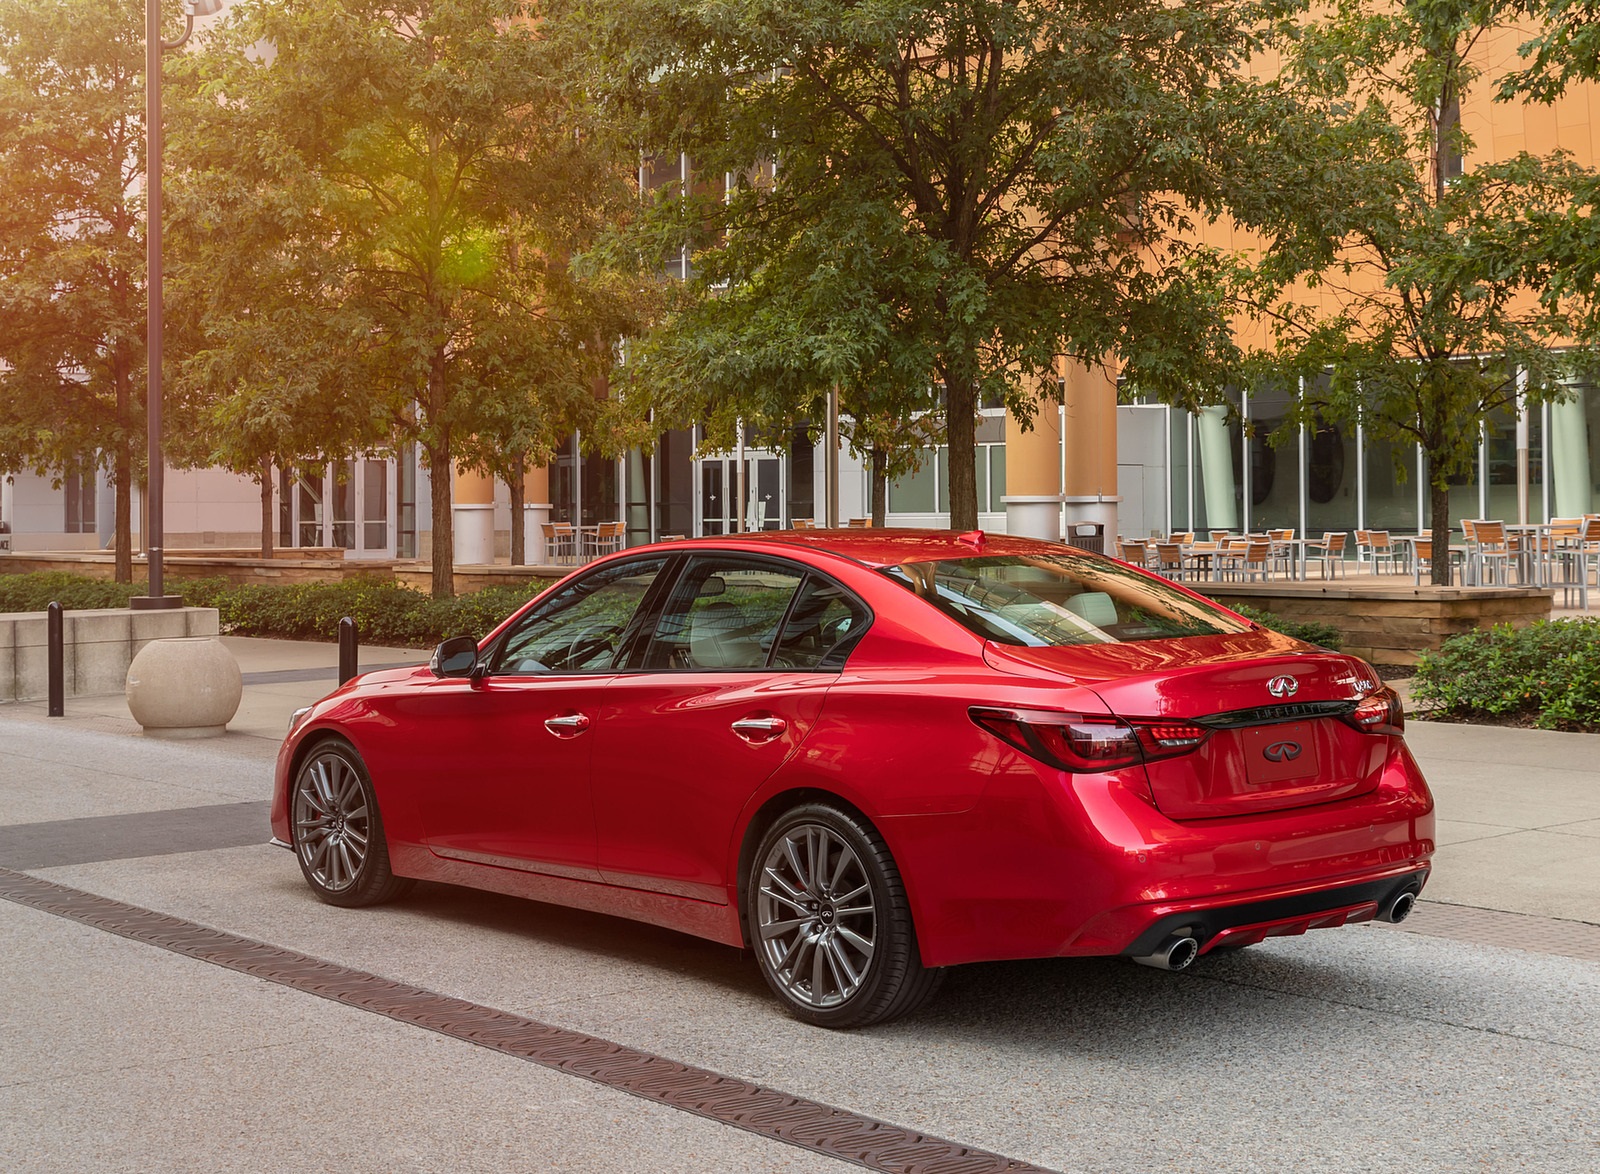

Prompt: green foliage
[
  {"left": 0, "top": 0, "right": 153, "bottom": 580},
  {"left": 559, "top": 0, "right": 1330, "bottom": 529},
  {"left": 0, "top": 573, "right": 552, "bottom": 646},
  {"left": 1412, "top": 618, "right": 1600, "bottom": 729},
  {"left": 170, "top": 0, "right": 641, "bottom": 595},
  {"left": 1254, "top": 0, "right": 1600, "bottom": 584},
  {"left": 1229, "top": 603, "right": 1345, "bottom": 651}
]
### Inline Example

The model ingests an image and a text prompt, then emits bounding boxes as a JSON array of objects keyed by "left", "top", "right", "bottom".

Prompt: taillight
[
  {"left": 1344, "top": 686, "right": 1404, "bottom": 734},
  {"left": 970, "top": 707, "right": 1211, "bottom": 772}
]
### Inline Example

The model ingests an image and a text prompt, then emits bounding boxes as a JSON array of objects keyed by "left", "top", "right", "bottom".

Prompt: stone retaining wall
[
  {"left": 0, "top": 607, "right": 220, "bottom": 702},
  {"left": 1197, "top": 582, "right": 1552, "bottom": 664}
]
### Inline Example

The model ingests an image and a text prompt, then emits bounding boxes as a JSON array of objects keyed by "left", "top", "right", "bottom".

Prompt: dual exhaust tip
[
  {"left": 1131, "top": 933, "right": 1200, "bottom": 972},
  {"left": 1133, "top": 888, "right": 1421, "bottom": 971},
  {"left": 1379, "top": 888, "right": 1418, "bottom": 924}
]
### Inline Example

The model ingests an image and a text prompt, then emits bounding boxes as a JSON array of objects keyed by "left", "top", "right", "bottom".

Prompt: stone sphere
[{"left": 125, "top": 637, "right": 243, "bottom": 738}]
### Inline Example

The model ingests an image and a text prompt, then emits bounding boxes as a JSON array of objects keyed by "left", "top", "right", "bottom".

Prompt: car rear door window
[
  {"left": 643, "top": 558, "right": 806, "bottom": 670},
  {"left": 770, "top": 576, "right": 870, "bottom": 669}
]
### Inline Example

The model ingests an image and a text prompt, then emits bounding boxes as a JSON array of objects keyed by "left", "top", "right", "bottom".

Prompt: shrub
[
  {"left": 1412, "top": 618, "right": 1600, "bottom": 730},
  {"left": 1229, "top": 603, "right": 1344, "bottom": 651},
  {"left": 0, "top": 572, "right": 553, "bottom": 647}
]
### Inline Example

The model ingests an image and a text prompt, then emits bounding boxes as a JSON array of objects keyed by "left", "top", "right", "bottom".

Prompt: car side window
[
  {"left": 643, "top": 559, "right": 805, "bottom": 670},
  {"left": 770, "top": 576, "right": 871, "bottom": 669},
  {"left": 488, "top": 557, "right": 668, "bottom": 675}
]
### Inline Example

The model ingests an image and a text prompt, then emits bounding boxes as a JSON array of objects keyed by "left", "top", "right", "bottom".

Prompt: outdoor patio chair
[
  {"left": 585, "top": 520, "right": 626, "bottom": 560},
  {"left": 541, "top": 521, "right": 577, "bottom": 566},
  {"left": 1305, "top": 531, "right": 1348, "bottom": 578},
  {"left": 1465, "top": 520, "right": 1512, "bottom": 585}
]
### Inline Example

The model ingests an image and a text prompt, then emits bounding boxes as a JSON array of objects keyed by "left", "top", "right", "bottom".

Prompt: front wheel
[
  {"left": 748, "top": 804, "right": 942, "bottom": 1028},
  {"left": 290, "top": 740, "right": 413, "bottom": 908}
]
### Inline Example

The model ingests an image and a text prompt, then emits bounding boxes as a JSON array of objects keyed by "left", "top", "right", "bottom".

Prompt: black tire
[
  {"left": 747, "top": 803, "right": 943, "bottom": 1028},
  {"left": 290, "top": 739, "right": 413, "bottom": 908}
]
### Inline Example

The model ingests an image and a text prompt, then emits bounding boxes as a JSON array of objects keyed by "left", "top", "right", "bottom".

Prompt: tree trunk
[
  {"left": 427, "top": 346, "right": 455, "bottom": 598},
  {"left": 259, "top": 455, "right": 274, "bottom": 559},
  {"left": 509, "top": 454, "right": 526, "bottom": 566},
  {"left": 943, "top": 352, "right": 980, "bottom": 531},
  {"left": 113, "top": 359, "right": 132, "bottom": 583},
  {"left": 869, "top": 447, "right": 887, "bottom": 527},
  {"left": 429, "top": 442, "right": 454, "bottom": 598},
  {"left": 113, "top": 444, "right": 132, "bottom": 584},
  {"left": 1429, "top": 478, "right": 1452, "bottom": 587}
]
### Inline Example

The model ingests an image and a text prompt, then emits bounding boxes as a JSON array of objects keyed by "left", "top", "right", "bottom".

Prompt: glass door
[{"left": 290, "top": 459, "right": 395, "bottom": 557}]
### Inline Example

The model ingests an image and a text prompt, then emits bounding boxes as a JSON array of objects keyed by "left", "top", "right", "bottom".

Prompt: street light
[{"left": 132, "top": 0, "right": 225, "bottom": 610}]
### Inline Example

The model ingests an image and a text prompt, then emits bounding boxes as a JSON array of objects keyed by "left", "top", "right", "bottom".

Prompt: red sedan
[{"left": 271, "top": 530, "right": 1434, "bottom": 1027}]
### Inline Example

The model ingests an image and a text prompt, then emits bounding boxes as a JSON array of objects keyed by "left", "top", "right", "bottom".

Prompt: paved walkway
[{"left": 3, "top": 635, "right": 1598, "bottom": 1171}]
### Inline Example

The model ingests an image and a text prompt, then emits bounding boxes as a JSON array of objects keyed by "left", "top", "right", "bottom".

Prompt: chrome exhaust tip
[
  {"left": 1380, "top": 890, "right": 1418, "bottom": 924},
  {"left": 1132, "top": 934, "right": 1200, "bottom": 971}
]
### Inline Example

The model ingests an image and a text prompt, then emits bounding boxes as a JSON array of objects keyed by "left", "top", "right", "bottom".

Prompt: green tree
[
  {"left": 175, "top": 0, "right": 634, "bottom": 595},
  {"left": 0, "top": 0, "right": 153, "bottom": 580},
  {"left": 556, "top": 0, "right": 1322, "bottom": 529},
  {"left": 1250, "top": 0, "right": 1596, "bottom": 584}
]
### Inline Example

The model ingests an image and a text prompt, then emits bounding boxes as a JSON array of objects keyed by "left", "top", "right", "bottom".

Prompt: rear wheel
[
  {"left": 748, "top": 804, "right": 942, "bottom": 1028},
  {"left": 291, "top": 740, "right": 412, "bottom": 908}
]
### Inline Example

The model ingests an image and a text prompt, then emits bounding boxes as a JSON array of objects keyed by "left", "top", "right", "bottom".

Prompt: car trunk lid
[{"left": 984, "top": 638, "right": 1388, "bottom": 819}]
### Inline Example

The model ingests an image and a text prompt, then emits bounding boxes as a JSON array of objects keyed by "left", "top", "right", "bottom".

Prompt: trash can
[{"left": 1068, "top": 522, "right": 1104, "bottom": 554}]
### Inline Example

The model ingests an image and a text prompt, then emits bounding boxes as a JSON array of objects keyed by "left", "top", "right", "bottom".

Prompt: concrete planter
[{"left": 125, "top": 636, "right": 242, "bottom": 738}]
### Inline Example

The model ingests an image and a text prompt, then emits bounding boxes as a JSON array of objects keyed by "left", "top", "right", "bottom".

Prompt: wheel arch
[{"left": 733, "top": 787, "right": 906, "bottom": 949}]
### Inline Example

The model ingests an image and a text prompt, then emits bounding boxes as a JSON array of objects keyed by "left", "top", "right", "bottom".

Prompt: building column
[
  {"left": 524, "top": 463, "right": 552, "bottom": 565},
  {"left": 453, "top": 465, "right": 496, "bottom": 565},
  {"left": 1551, "top": 394, "right": 1591, "bottom": 518},
  {"left": 1060, "top": 359, "right": 1120, "bottom": 545},
  {"left": 1196, "top": 404, "right": 1238, "bottom": 531},
  {"left": 1003, "top": 387, "right": 1065, "bottom": 541}
]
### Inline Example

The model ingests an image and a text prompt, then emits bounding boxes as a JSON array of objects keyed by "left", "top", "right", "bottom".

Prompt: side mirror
[{"left": 430, "top": 635, "right": 481, "bottom": 678}]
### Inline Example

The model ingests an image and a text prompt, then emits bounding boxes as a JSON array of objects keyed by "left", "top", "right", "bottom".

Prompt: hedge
[
  {"left": 0, "top": 572, "right": 553, "bottom": 648},
  {"left": 1412, "top": 618, "right": 1600, "bottom": 730}
]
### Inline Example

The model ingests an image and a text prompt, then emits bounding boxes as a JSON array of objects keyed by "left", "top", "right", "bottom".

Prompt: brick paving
[{"left": 1376, "top": 900, "right": 1600, "bottom": 964}]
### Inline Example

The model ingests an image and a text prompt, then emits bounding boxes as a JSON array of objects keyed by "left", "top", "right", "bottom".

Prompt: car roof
[{"left": 630, "top": 528, "right": 1088, "bottom": 569}]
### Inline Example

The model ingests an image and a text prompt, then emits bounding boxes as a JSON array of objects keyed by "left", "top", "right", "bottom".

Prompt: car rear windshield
[{"left": 881, "top": 554, "right": 1253, "bottom": 646}]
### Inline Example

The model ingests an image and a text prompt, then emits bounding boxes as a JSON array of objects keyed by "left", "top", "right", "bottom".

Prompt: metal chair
[
  {"left": 541, "top": 522, "right": 577, "bottom": 566},
  {"left": 585, "top": 520, "right": 626, "bottom": 560},
  {"left": 1464, "top": 520, "right": 1511, "bottom": 585},
  {"left": 1118, "top": 540, "right": 1153, "bottom": 569},
  {"left": 1305, "top": 531, "right": 1347, "bottom": 578}
]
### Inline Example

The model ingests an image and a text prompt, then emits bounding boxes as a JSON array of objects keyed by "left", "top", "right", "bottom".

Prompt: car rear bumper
[
  {"left": 1109, "top": 866, "right": 1430, "bottom": 959},
  {"left": 880, "top": 735, "right": 1434, "bottom": 968}
]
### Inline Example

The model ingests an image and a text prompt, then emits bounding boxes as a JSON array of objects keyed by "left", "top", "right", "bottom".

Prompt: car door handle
[
  {"left": 731, "top": 715, "right": 787, "bottom": 742},
  {"left": 544, "top": 713, "right": 591, "bottom": 737}
]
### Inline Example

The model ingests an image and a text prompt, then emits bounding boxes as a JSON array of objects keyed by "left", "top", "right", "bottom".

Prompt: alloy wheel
[
  {"left": 755, "top": 822, "right": 878, "bottom": 1009},
  {"left": 292, "top": 748, "right": 371, "bottom": 894}
]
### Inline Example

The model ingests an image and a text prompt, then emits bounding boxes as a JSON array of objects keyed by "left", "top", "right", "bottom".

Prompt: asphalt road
[{"left": 2, "top": 713, "right": 1597, "bottom": 1173}]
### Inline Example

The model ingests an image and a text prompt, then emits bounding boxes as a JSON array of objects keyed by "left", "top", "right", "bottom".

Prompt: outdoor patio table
[{"left": 1505, "top": 523, "right": 1554, "bottom": 586}]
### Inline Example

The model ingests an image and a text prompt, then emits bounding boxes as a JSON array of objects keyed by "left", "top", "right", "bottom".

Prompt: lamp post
[{"left": 132, "top": 0, "right": 225, "bottom": 610}]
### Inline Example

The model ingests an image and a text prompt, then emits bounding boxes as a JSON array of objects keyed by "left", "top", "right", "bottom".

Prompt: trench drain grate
[{"left": 0, "top": 867, "right": 1052, "bottom": 1174}]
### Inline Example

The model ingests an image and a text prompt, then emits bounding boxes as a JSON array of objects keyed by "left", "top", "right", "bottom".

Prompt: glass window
[
  {"left": 889, "top": 448, "right": 937, "bottom": 514},
  {"left": 644, "top": 558, "right": 805, "bottom": 670},
  {"left": 771, "top": 576, "right": 871, "bottom": 669},
  {"left": 881, "top": 554, "right": 1252, "bottom": 647},
  {"left": 489, "top": 556, "right": 668, "bottom": 675}
]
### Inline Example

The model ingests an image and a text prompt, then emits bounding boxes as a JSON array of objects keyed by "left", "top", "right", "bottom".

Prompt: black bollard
[
  {"left": 338, "top": 616, "right": 358, "bottom": 685},
  {"left": 46, "top": 601, "right": 64, "bottom": 717}
]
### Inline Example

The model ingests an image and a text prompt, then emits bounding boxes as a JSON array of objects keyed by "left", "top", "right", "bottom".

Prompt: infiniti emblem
[
  {"left": 1264, "top": 740, "right": 1303, "bottom": 763},
  {"left": 1267, "top": 674, "right": 1299, "bottom": 699}
]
